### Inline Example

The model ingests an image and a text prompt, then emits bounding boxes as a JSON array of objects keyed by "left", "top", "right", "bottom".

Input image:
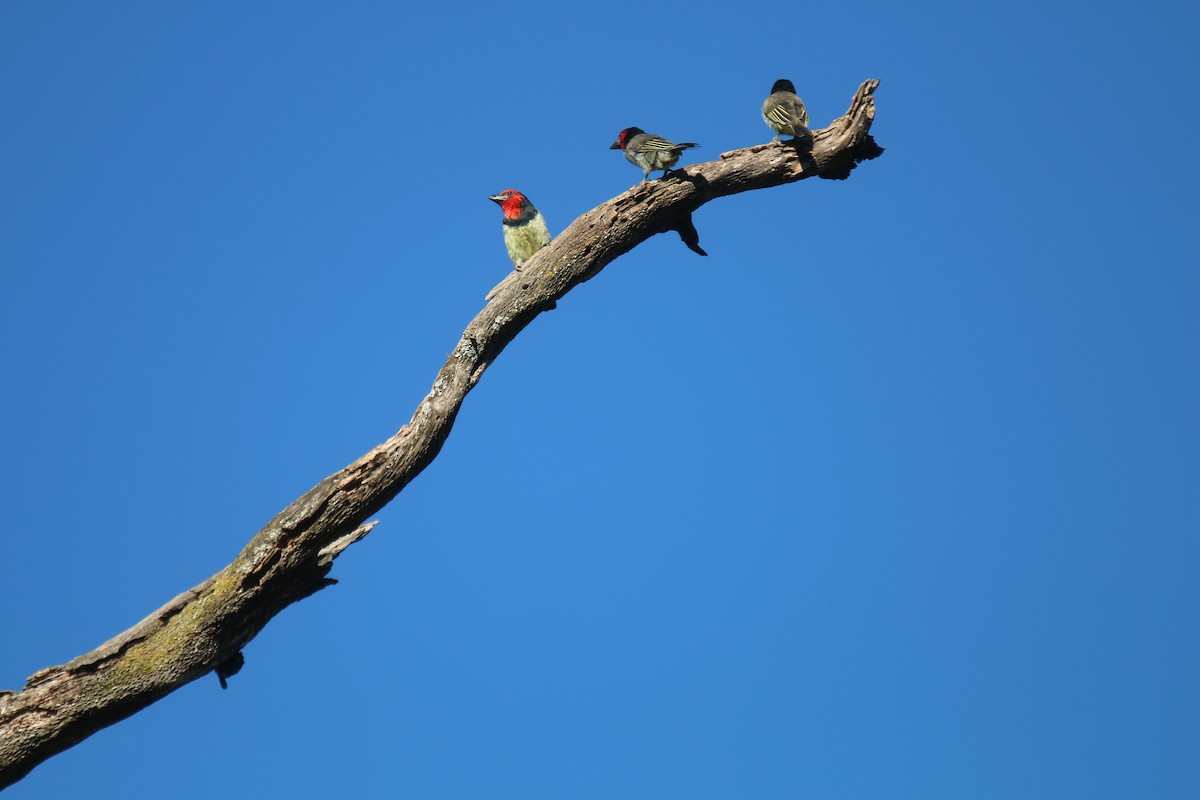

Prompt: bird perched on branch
[
  {"left": 762, "top": 78, "right": 810, "bottom": 142},
  {"left": 488, "top": 189, "right": 551, "bottom": 271},
  {"left": 610, "top": 127, "right": 700, "bottom": 182}
]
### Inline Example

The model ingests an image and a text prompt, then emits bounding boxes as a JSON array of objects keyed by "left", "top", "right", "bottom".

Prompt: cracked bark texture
[{"left": 0, "top": 79, "right": 882, "bottom": 790}]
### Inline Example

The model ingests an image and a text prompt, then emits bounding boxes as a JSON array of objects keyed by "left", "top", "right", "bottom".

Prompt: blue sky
[{"left": 2, "top": 1, "right": 1197, "bottom": 797}]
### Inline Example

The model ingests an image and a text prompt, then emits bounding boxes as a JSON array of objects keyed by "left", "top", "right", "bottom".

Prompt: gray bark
[{"left": 0, "top": 79, "right": 882, "bottom": 790}]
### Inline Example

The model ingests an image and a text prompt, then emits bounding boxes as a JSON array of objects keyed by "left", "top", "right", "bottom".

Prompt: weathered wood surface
[{"left": 0, "top": 79, "right": 881, "bottom": 790}]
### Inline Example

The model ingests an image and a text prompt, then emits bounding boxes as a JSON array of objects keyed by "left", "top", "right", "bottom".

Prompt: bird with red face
[
  {"left": 609, "top": 127, "right": 700, "bottom": 183},
  {"left": 487, "top": 189, "right": 551, "bottom": 271}
]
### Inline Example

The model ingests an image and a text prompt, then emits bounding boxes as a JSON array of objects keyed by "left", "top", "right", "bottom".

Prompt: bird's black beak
[
  {"left": 609, "top": 142, "right": 622, "bottom": 150},
  {"left": 487, "top": 193, "right": 505, "bottom": 204}
]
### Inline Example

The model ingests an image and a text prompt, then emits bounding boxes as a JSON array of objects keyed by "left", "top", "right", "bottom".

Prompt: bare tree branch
[{"left": 0, "top": 79, "right": 882, "bottom": 789}]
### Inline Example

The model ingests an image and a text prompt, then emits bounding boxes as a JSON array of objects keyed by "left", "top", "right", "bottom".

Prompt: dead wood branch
[{"left": 0, "top": 79, "right": 881, "bottom": 789}]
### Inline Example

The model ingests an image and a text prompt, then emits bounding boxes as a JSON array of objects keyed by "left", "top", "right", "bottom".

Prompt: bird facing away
[
  {"left": 488, "top": 189, "right": 551, "bottom": 271},
  {"left": 762, "top": 78, "right": 810, "bottom": 142},
  {"left": 610, "top": 127, "right": 700, "bottom": 182}
]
